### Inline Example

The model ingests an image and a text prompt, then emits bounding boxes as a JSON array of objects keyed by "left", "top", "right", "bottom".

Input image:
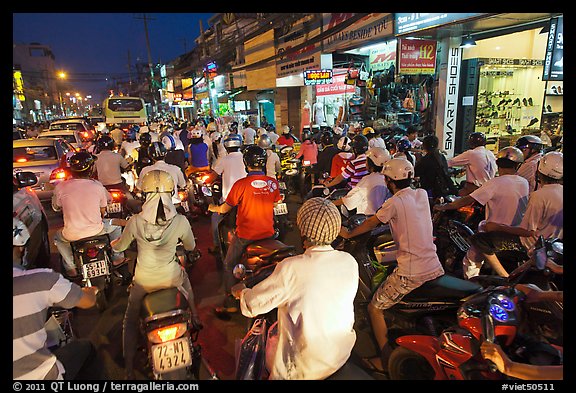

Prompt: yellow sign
[{"left": 13, "top": 70, "right": 25, "bottom": 101}]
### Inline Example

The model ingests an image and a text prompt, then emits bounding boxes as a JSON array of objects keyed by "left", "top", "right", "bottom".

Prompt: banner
[
  {"left": 275, "top": 14, "right": 322, "bottom": 78},
  {"left": 322, "top": 13, "right": 393, "bottom": 52},
  {"left": 368, "top": 40, "right": 397, "bottom": 72},
  {"left": 315, "top": 70, "right": 357, "bottom": 96},
  {"left": 398, "top": 38, "right": 437, "bottom": 75}
]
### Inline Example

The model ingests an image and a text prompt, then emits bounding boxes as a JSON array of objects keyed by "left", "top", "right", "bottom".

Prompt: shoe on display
[
  {"left": 551, "top": 86, "right": 558, "bottom": 95},
  {"left": 547, "top": 105, "right": 553, "bottom": 113},
  {"left": 557, "top": 85, "right": 562, "bottom": 94}
]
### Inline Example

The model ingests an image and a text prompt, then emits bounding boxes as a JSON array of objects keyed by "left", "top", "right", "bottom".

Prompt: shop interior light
[{"left": 460, "top": 34, "right": 477, "bottom": 48}]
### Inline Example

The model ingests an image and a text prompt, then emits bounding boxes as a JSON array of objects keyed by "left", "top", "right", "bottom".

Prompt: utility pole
[
  {"left": 134, "top": 13, "right": 158, "bottom": 114},
  {"left": 127, "top": 49, "right": 132, "bottom": 89}
]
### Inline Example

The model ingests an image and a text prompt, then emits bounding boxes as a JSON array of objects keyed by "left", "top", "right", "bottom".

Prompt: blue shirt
[{"left": 189, "top": 142, "right": 209, "bottom": 167}]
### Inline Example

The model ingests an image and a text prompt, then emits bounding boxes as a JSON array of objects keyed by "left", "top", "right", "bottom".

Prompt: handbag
[
  {"left": 347, "top": 61, "right": 359, "bottom": 80},
  {"left": 235, "top": 318, "right": 269, "bottom": 380},
  {"left": 402, "top": 90, "right": 415, "bottom": 111}
]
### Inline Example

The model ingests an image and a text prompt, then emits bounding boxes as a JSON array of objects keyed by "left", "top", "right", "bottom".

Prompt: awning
[{"left": 234, "top": 90, "right": 257, "bottom": 101}]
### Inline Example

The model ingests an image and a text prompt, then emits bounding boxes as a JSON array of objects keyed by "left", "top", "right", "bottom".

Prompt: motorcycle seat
[
  {"left": 246, "top": 239, "right": 295, "bottom": 259},
  {"left": 70, "top": 234, "right": 111, "bottom": 249},
  {"left": 404, "top": 274, "right": 483, "bottom": 302},
  {"left": 141, "top": 287, "right": 189, "bottom": 319}
]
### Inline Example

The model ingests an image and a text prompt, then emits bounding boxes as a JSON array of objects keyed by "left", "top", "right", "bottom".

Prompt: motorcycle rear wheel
[{"left": 388, "top": 346, "right": 435, "bottom": 380}]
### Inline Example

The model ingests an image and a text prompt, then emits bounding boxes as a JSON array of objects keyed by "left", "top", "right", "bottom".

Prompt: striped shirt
[
  {"left": 13, "top": 267, "right": 83, "bottom": 380},
  {"left": 341, "top": 153, "right": 368, "bottom": 187}
]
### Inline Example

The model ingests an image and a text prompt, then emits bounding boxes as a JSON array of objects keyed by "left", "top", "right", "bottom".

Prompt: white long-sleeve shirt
[{"left": 448, "top": 146, "right": 497, "bottom": 187}]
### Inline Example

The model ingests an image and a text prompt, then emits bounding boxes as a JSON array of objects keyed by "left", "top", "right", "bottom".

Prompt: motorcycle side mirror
[
  {"left": 323, "top": 187, "right": 330, "bottom": 196},
  {"left": 201, "top": 185, "right": 212, "bottom": 197},
  {"left": 233, "top": 264, "right": 247, "bottom": 280},
  {"left": 340, "top": 204, "right": 349, "bottom": 217}
]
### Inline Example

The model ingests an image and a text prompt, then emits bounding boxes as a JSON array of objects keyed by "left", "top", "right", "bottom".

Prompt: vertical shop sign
[
  {"left": 398, "top": 38, "right": 437, "bottom": 75},
  {"left": 443, "top": 45, "right": 462, "bottom": 158},
  {"left": 543, "top": 16, "right": 563, "bottom": 81}
]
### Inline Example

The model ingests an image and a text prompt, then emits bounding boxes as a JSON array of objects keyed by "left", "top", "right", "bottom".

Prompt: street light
[{"left": 57, "top": 71, "right": 67, "bottom": 117}]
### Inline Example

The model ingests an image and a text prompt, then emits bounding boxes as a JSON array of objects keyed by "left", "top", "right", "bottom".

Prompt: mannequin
[
  {"left": 325, "top": 98, "right": 336, "bottom": 127},
  {"left": 336, "top": 97, "right": 346, "bottom": 124},
  {"left": 313, "top": 100, "right": 325, "bottom": 126},
  {"left": 301, "top": 100, "right": 312, "bottom": 131}
]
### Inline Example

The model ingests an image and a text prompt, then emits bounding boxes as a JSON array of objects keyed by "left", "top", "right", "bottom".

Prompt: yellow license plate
[{"left": 151, "top": 337, "right": 192, "bottom": 374}]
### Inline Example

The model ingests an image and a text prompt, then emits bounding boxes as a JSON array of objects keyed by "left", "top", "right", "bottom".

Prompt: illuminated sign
[
  {"left": 543, "top": 16, "right": 563, "bottom": 81},
  {"left": 304, "top": 69, "right": 333, "bottom": 85},
  {"left": 395, "top": 13, "right": 485, "bottom": 35}
]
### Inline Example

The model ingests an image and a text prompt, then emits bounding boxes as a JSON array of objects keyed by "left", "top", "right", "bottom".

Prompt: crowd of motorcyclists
[{"left": 13, "top": 112, "right": 563, "bottom": 381}]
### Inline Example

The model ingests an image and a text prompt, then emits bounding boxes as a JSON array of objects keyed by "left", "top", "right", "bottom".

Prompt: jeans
[
  {"left": 54, "top": 220, "right": 124, "bottom": 273},
  {"left": 223, "top": 234, "right": 256, "bottom": 294}
]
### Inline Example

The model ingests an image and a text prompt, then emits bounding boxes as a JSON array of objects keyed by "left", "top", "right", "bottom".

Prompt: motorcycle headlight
[{"left": 147, "top": 322, "right": 188, "bottom": 344}]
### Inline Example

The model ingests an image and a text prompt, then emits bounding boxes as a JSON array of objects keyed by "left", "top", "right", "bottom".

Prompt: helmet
[
  {"left": 148, "top": 141, "right": 167, "bottom": 161},
  {"left": 320, "top": 131, "right": 334, "bottom": 146},
  {"left": 337, "top": 136, "right": 352, "bottom": 152},
  {"left": 282, "top": 125, "right": 291, "bottom": 134},
  {"left": 422, "top": 134, "right": 439, "bottom": 151},
  {"left": 69, "top": 151, "right": 97, "bottom": 173},
  {"left": 362, "top": 127, "right": 375, "bottom": 136},
  {"left": 228, "top": 121, "right": 239, "bottom": 132},
  {"left": 468, "top": 132, "right": 487, "bottom": 148},
  {"left": 130, "top": 124, "right": 140, "bottom": 134},
  {"left": 125, "top": 129, "right": 137, "bottom": 142},
  {"left": 366, "top": 147, "right": 391, "bottom": 167},
  {"left": 257, "top": 127, "right": 267, "bottom": 137},
  {"left": 297, "top": 197, "right": 341, "bottom": 245},
  {"left": 383, "top": 157, "right": 414, "bottom": 180},
  {"left": 538, "top": 151, "right": 563, "bottom": 179},
  {"left": 140, "top": 169, "right": 175, "bottom": 194},
  {"left": 210, "top": 131, "right": 222, "bottom": 143},
  {"left": 139, "top": 132, "right": 152, "bottom": 146},
  {"left": 243, "top": 145, "right": 267, "bottom": 169},
  {"left": 243, "top": 120, "right": 251, "bottom": 128},
  {"left": 97, "top": 134, "right": 115, "bottom": 150},
  {"left": 396, "top": 138, "right": 412, "bottom": 153},
  {"left": 257, "top": 133, "right": 273, "bottom": 150},
  {"left": 496, "top": 146, "right": 524, "bottom": 163},
  {"left": 351, "top": 134, "right": 369, "bottom": 155},
  {"left": 223, "top": 133, "right": 243, "bottom": 148},
  {"left": 515, "top": 135, "right": 543, "bottom": 151},
  {"left": 302, "top": 129, "right": 312, "bottom": 141},
  {"left": 189, "top": 128, "right": 203, "bottom": 139},
  {"left": 13, "top": 217, "right": 30, "bottom": 247}
]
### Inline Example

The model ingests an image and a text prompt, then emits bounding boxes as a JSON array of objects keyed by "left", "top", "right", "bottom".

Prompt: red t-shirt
[
  {"left": 277, "top": 135, "right": 295, "bottom": 147},
  {"left": 225, "top": 172, "right": 282, "bottom": 240}
]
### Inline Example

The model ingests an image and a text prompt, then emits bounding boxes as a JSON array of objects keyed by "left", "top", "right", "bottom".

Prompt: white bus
[{"left": 102, "top": 96, "right": 147, "bottom": 127}]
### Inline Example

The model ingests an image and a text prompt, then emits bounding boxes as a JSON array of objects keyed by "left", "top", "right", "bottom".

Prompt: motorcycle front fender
[{"left": 395, "top": 335, "right": 442, "bottom": 369}]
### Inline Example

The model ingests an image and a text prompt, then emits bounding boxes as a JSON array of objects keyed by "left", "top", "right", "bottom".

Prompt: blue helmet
[{"left": 396, "top": 138, "right": 412, "bottom": 153}]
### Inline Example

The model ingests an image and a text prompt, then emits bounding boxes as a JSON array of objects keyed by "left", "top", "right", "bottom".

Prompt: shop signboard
[
  {"left": 395, "top": 13, "right": 485, "bottom": 35},
  {"left": 182, "top": 78, "right": 194, "bottom": 100},
  {"left": 442, "top": 42, "right": 462, "bottom": 159},
  {"left": 368, "top": 39, "right": 397, "bottom": 72},
  {"left": 315, "top": 70, "right": 357, "bottom": 96},
  {"left": 398, "top": 38, "right": 437, "bottom": 75},
  {"left": 276, "top": 14, "right": 322, "bottom": 78},
  {"left": 304, "top": 69, "right": 333, "bottom": 85},
  {"left": 543, "top": 16, "right": 563, "bottom": 81},
  {"left": 322, "top": 13, "right": 393, "bottom": 52}
]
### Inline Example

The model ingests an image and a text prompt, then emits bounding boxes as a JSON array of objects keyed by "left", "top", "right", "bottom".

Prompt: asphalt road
[{"left": 44, "top": 191, "right": 385, "bottom": 381}]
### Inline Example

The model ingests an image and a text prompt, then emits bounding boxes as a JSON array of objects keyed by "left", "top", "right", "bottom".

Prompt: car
[
  {"left": 13, "top": 137, "right": 77, "bottom": 202},
  {"left": 13, "top": 171, "right": 52, "bottom": 269},
  {"left": 49, "top": 118, "right": 96, "bottom": 140},
  {"left": 13, "top": 127, "right": 26, "bottom": 140},
  {"left": 38, "top": 129, "right": 88, "bottom": 150}
]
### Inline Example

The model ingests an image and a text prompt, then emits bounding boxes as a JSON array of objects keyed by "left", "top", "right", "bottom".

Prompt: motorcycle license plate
[
  {"left": 274, "top": 202, "right": 288, "bottom": 215},
  {"left": 82, "top": 260, "right": 109, "bottom": 279},
  {"left": 181, "top": 200, "right": 189, "bottom": 212},
  {"left": 278, "top": 181, "right": 287, "bottom": 190},
  {"left": 106, "top": 202, "right": 122, "bottom": 214},
  {"left": 151, "top": 337, "right": 192, "bottom": 374}
]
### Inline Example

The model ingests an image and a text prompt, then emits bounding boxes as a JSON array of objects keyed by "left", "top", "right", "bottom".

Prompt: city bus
[{"left": 102, "top": 96, "right": 147, "bottom": 127}]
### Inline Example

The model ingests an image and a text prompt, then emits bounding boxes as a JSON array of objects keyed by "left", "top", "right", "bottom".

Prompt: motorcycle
[
  {"left": 138, "top": 286, "right": 218, "bottom": 380},
  {"left": 187, "top": 170, "right": 220, "bottom": 218},
  {"left": 105, "top": 186, "right": 134, "bottom": 220},
  {"left": 278, "top": 145, "right": 301, "bottom": 195},
  {"left": 388, "top": 261, "right": 563, "bottom": 380}
]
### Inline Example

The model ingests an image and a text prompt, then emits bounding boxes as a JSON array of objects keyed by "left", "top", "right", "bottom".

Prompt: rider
[
  {"left": 414, "top": 134, "right": 458, "bottom": 199},
  {"left": 13, "top": 218, "right": 104, "bottom": 380},
  {"left": 186, "top": 127, "right": 210, "bottom": 176},
  {"left": 208, "top": 131, "right": 226, "bottom": 167},
  {"left": 241, "top": 120, "right": 257, "bottom": 146},
  {"left": 231, "top": 197, "right": 358, "bottom": 380},
  {"left": 208, "top": 145, "right": 282, "bottom": 318},
  {"left": 339, "top": 157, "right": 445, "bottom": 373},
  {"left": 118, "top": 126, "right": 140, "bottom": 162},
  {"left": 332, "top": 147, "right": 393, "bottom": 215},
  {"left": 162, "top": 126, "right": 187, "bottom": 177},
  {"left": 134, "top": 132, "right": 153, "bottom": 176},
  {"left": 435, "top": 146, "right": 529, "bottom": 278},
  {"left": 322, "top": 133, "right": 370, "bottom": 189},
  {"left": 257, "top": 133, "right": 282, "bottom": 179},
  {"left": 447, "top": 131, "right": 497, "bottom": 196},
  {"left": 52, "top": 151, "right": 126, "bottom": 279},
  {"left": 393, "top": 138, "right": 416, "bottom": 166},
  {"left": 277, "top": 125, "right": 296, "bottom": 147},
  {"left": 515, "top": 135, "right": 544, "bottom": 193},
  {"left": 328, "top": 136, "right": 354, "bottom": 187},
  {"left": 111, "top": 169, "right": 202, "bottom": 380},
  {"left": 315, "top": 130, "right": 339, "bottom": 180}
]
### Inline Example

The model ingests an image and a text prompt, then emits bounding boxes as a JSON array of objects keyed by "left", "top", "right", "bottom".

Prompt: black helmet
[
  {"left": 139, "top": 132, "right": 152, "bottom": 147},
  {"left": 468, "top": 132, "right": 487, "bottom": 148},
  {"left": 351, "top": 134, "right": 369, "bottom": 155},
  {"left": 243, "top": 145, "right": 267, "bottom": 169},
  {"left": 515, "top": 135, "right": 543, "bottom": 152},
  {"left": 302, "top": 129, "right": 312, "bottom": 141},
  {"left": 147, "top": 141, "right": 167, "bottom": 161},
  {"left": 396, "top": 138, "right": 412, "bottom": 153},
  {"left": 97, "top": 134, "right": 115, "bottom": 150},
  {"left": 69, "top": 151, "right": 97, "bottom": 173},
  {"left": 320, "top": 131, "right": 334, "bottom": 146},
  {"left": 229, "top": 121, "right": 239, "bottom": 132}
]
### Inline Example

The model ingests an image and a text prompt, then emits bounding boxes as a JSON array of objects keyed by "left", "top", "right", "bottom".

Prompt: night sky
[{"left": 13, "top": 13, "right": 215, "bottom": 102}]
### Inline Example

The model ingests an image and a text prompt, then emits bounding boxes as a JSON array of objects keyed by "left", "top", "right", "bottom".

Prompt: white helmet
[
  {"left": 538, "top": 151, "right": 563, "bottom": 179},
  {"left": 382, "top": 157, "right": 414, "bottom": 180},
  {"left": 13, "top": 217, "right": 30, "bottom": 247},
  {"left": 257, "top": 127, "right": 267, "bottom": 137},
  {"left": 189, "top": 128, "right": 203, "bottom": 138},
  {"left": 366, "top": 147, "right": 391, "bottom": 167},
  {"left": 210, "top": 131, "right": 222, "bottom": 142},
  {"left": 496, "top": 146, "right": 524, "bottom": 164},
  {"left": 140, "top": 169, "right": 175, "bottom": 194},
  {"left": 337, "top": 136, "right": 352, "bottom": 151},
  {"left": 282, "top": 125, "right": 291, "bottom": 134}
]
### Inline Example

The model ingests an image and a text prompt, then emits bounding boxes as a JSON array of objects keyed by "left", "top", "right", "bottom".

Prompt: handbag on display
[{"left": 402, "top": 90, "right": 415, "bottom": 111}]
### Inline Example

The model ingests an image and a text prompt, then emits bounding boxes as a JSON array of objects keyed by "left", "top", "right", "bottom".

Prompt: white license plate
[
  {"left": 278, "top": 182, "right": 287, "bottom": 190},
  {"left": 151, "top": 337, "right": 192, "bottom": 374},
  {"left": 107, "top": 202, "right": 122, "bottom": 214},
  {"left": 181, "top": 200, "right": 189, "bottom": 212},
  {"left": 274, "top": 202, "right": 288, "bottom": 215},
  {"left": 82, "top": 260, "right": 109, "bottom": 279}
]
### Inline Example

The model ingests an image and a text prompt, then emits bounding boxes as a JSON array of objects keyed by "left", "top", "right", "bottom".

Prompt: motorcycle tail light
[
  {"left": 15, "top": 157, "right": 28, "bottom": 163},
  {"left": 147, "top": 322, "right": 187, "bottom": 344},
  {"left": 86, "top": 247, "right": 99, "bottom": 259},
  {"left": 201, "top": 174, "right": 210, "bottom": 183},
  {"left": 457, "top": 206, "right": 475, "bottom": 222},
  {"left": 109, "top": 190, "right": 125, "bottom": 201},
  {"left": 178, "top": 190, "right": 187, "bottom": 201},
  {"left": 50, "top": 167, "right": 70, "bottom": 182}
]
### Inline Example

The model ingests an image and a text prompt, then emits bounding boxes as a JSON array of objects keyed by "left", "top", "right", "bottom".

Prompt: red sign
[
  {"left": 398, "top": 38, "right": 437, "bottom": 75},
  {"left": 315, "top": 71, "right": 356, "bottom": 96}
]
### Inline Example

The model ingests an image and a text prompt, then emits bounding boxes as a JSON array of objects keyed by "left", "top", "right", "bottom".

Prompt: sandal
[{"left": 360, "top": 357, "right": 386, "bottom": 374}]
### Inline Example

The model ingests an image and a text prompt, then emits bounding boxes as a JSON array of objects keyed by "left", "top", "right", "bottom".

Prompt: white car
[
  {"left": 38, "top": 129, "right": 87, "bottom": 150},
  {"left": 49, "top": 118, "right": 96, "bottom": 140}
]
